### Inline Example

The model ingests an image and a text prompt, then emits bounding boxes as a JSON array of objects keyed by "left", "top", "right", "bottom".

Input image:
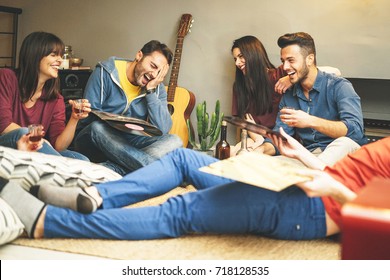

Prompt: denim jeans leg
[
  {"left": 89, "top": 121, "right": 156, "bottom": 171},
  {"left": 59, "top": 149, "right": 90, "bottom": 161},
  {"left": 44, "top": 180, "right": 326, "bottom": 240},
  {"left": 44, "top": 181, "right": 268, "bottom": 239},
  {"left": 0, "top": 127, "right": 29, "bottom": 149},
  {"left": 97, "top": 148, "right": 233, "bottom": 209},
  {"left": 74, "top": 120, "right": 183, "bottom": 174},
  {"left": 0, "top": 127, "right": 62, "bottom": 156},
  {"left": 73, "top": 123, "right": 107, "bottom": 162},
  {"left": 267, "top": 186, "right": 327, "bottom": 240},
  {"left": 139, "top": 134, "right": 183, "bottom": 159}
]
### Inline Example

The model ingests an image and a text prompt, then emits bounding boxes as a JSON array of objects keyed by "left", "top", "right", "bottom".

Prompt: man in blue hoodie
[{"left": 74, "top": 40, "right": 182, "bottom": 175}]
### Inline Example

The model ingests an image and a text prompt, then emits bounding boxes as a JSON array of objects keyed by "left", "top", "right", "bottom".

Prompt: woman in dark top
[
  {"left": 231, "top": 35, "right": 289, "bottom": 155},
  {"left": 0, "top": 31, "right": 90, "bottom": 160}
]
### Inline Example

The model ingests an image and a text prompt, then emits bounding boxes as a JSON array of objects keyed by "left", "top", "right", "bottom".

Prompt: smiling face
[
  {"left": 232, "top": 47, "right": 246, "bottom": 75},
  {"left": 280, "top": 44, "right": 314, "bottom": 85},
  {"left": 133, "top": 51, "right": 168, "bottom": 87},
  {"left": 39, "top": 52, "right": 62, "bottom": 81}
]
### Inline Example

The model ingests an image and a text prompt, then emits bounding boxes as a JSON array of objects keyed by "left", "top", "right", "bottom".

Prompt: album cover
[
  {"left": 224, "top": 116, "right": 286, "bottom": 141},
  {"left": 199, "top": 152, "right": 311, "bottom": 191},
  {"left": 91, "top": 110, "right": 162, "bottom": 137}
]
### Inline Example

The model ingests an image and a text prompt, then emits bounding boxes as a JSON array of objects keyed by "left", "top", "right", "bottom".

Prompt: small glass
[
  {"left": 73, "top": 99, "right": 84, "bottom": 116},
  {"left": 280, "top": 106, "right": 295, "bottom": 116},
  {"left": 28, "top": 124, "right": 44, "bottom": 143}
]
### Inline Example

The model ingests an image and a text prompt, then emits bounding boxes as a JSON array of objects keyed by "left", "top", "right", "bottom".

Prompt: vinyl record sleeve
[
  {"left": 224, "top": 116, "right": 286, "bottom": 141},
  {"left": 199, "top": 152, "right": 311, "bottom": 191},
  {"left": 91, "top": 110, "right": 162, "bottom": 137}
]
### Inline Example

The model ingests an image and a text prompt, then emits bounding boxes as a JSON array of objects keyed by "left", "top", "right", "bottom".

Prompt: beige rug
[{"left": 12, "top": 185, "right": 341, "bottom": 260}]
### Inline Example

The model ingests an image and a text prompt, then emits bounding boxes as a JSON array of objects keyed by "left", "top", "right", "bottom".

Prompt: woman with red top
[
  {"left": 1, "top": 129, "right": 388, "bottom": 240},
  {"left": 0, "top": 31, "right": 90, "bottom": 160},
  {"left": 231, "top": 35, "right": 290, "bottom": 155}
]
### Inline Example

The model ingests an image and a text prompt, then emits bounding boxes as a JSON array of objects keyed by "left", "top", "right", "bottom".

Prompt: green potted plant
[{"left": 186, "top": 100, "right": 224, "bottom": 155}]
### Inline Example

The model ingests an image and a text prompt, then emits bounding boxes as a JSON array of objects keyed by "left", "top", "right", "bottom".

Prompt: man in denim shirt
[{"left": 258, "top": 32, "right": 366, "bottom": 165}]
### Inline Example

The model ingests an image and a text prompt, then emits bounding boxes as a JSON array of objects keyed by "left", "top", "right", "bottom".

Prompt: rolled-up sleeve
[{"left": 335, "top": 81, "right": 365, "bottom": 144}]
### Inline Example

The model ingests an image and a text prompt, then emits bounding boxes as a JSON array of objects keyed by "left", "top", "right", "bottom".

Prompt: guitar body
[
  {"left": 167, "top": 14, "right": 196, "bottom": 147},
  {"left": 167, "top": 86, "right": 196, "bottom": 147}
]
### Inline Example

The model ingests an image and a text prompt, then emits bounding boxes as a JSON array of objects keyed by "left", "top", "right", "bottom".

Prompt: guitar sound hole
[{"left": 168, "top": 104, "right": 174, "bottom": 115}]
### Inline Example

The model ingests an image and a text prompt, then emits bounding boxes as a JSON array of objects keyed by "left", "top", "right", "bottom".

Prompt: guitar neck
[{"left": 167, "top": 36, "right": 184, "bottom": 102}]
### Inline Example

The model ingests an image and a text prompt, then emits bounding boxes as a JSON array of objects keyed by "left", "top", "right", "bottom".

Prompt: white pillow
[
  {"left": 0, "top": 197, "right": 24, "bottom": 245},
  {"left": 0, "top": 146, "right": 122, "bottom": 244},
  {"left": 0, "top": 146, "right": 122, "bottom": 191}
]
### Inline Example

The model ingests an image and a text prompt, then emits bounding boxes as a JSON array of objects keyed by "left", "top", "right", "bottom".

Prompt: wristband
[{"left": 146, "top": 88, "right": 156, "bottom": 95}]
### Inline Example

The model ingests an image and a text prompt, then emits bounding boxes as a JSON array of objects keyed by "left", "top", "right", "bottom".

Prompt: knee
[
  {"left": 11, "top": 127, "right": 29, "bottom": 143},
  {"left": 171, "top": 147, "right": 201, "bottom": 163},
  {"left": 90, "top": 121, "right": 107, "bottom": 135},
  {"left": 0, "top": 127, "right": 29, "bottom": 149},
  {"left": 171, "top": 147, "right": 189, "bottom": 157},
  {"left": 60, "top": 150, "right": 90, "bottom": 161},
  {"left": 88, "top": 121, "right": 114, "bottom": 142},
  {"left": 334, "top": 136, "right": 360, "bottom": 152},
  {"left": 160, "top": 134, "right": 183, "bottom": 150},
  {"left": 16, "top": 127, "right": 29, "bottom": 138},
  {"left": 170, "top": 134, "right": 183, "bottom": 148}
]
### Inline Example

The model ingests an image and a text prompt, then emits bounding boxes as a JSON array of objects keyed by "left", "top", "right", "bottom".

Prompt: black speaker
[{"left": 59, "top": 69, "right": 92, "bottom": 121}]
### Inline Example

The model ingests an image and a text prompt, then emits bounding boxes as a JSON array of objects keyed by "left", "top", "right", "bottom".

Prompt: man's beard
[{"left": 295, "top": 64, "right": 310, "bottom": 85}]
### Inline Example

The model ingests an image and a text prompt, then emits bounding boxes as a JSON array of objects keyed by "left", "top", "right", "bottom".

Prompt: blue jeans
[
  {"left": 44, "top": 148, "right": 327, "bottom": 240},
  {"left": 0, "top": 127, "right": 89, "bottom": 161},
  {"left": 73, "top": 121, "right": 182, "bottom": 175}
]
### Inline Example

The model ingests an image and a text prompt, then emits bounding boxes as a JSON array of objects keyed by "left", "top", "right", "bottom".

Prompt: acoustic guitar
[{"left": 167, "top": 14, "right": 196, "bottom": 147}]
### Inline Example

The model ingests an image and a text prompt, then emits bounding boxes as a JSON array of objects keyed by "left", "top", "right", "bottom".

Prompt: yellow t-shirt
[{"left": 114, "top": 60, "right": 141, "bottom": 104}]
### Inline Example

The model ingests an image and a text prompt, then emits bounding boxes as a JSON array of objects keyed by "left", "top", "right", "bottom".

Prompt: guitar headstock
[{"left": 177, "top": 14, "right": 194, "bottom": 38}]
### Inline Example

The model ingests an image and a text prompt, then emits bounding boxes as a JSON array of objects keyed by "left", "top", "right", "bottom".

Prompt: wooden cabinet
[{"left": 0, "top": 6, "right": 22, "bottom": 68}]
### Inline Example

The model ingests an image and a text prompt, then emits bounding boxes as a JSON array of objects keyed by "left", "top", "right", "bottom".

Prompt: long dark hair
[
  {"left": 232, "top": 35, "right": 276, "bottom": 116},
  {"left": 17, "top": 31, "right": 64, "bottom": 102}
]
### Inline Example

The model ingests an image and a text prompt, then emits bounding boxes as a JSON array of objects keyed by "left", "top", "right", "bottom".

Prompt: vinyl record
[
  {"left": 106, "top": 121, "right": 162, "bottom": 137},
  {"left": 91, "top": 110, "right": 163, "bottom": 137},
  {"left": 223, "top": 116, "right": 286, "bottom": 141}
]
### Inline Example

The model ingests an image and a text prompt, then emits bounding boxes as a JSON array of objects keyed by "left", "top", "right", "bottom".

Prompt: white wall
[{"left": 2, "top": 0, "right": 390, "bottom": 142}]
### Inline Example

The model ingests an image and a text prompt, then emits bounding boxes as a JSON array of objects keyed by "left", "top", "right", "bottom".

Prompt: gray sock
[
  {"left": 0, "top": 181, "right": 45, "bottom": 237},
  {"left": 30, "top": 185, "right": 98, "bottom": 214}
]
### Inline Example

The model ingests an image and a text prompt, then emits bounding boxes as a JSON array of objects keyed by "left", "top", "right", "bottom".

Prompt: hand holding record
[
  {"left": 223, "top": 116, "right": 286, "bottom": 142},
  {"left": 268, "top": 127, "right": 309, "bottom": 160}
]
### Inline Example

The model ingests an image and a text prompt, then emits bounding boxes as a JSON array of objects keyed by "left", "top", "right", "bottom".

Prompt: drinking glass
[
  {"left": 28, "top": 124, "right": 44, "bottom": 143},
  {"left": 73, "top": 99, "right": 84, "bottom": 116}
]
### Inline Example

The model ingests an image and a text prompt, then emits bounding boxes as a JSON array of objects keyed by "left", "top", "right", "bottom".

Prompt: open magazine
[
  {"left": 91, "top": 110, "right": 162, "bottom": 137},
  {"left": 199, "top": 152, "right": 312, "bottom": 191}
]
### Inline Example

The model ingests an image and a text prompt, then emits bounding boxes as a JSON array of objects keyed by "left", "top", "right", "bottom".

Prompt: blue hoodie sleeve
[
  {"left": 83, "top": 66, "right": 106, "bottom": 111},
  {"left": 145, "top": 83, "right": 172, "bottom": 134}
]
